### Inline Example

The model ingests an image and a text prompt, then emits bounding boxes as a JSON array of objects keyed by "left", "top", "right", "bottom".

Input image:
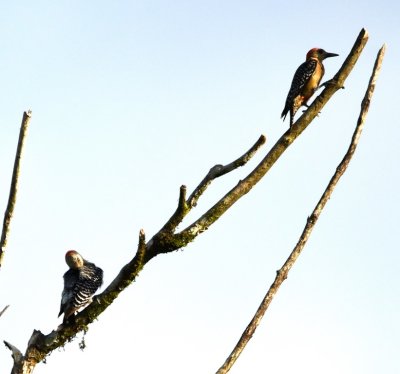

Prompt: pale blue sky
[{"left": 0, "top": 1, "right": 399, "bottom": 373}]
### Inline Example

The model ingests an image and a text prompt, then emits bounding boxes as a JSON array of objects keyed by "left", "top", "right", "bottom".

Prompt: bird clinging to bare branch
[
  {"left": 281, "top": 48, "right": 338, "bottom": 127},
  {"left": 58, "top": 250, "right": 103, "bottom": 323}
]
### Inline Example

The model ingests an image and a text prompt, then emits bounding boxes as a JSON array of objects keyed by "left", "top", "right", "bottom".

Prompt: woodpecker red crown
[
  {"left": 306, "top": 48, "right": 320, "bottom": 59},
  {"left": 65, "top": 250, "right": 78, "bottom": 258}
]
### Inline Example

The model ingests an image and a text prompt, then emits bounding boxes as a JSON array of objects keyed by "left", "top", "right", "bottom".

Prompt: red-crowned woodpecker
[
  {"left": 58, "top": 250, "right": 103, "bottom": 323},
  {"left": 281, "top": 48, "right": 338, "bottom": 127}
]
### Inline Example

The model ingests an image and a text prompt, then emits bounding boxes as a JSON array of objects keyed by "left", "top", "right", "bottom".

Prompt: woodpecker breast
[{"left": 300, "top": 58, "right": 324, "bottom": 102}]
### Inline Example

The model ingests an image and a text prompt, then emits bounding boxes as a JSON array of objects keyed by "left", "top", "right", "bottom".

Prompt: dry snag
[
  {"left": 216, "top": 43, "right": 386, "bottom": 374},
  {"left": 0, "top": 305, "right": 10, "bottom": 319},
  {"left": 0, "top": 111, "right": 31, "bottom": 268},
  {"left": 2, "top": 29, "right": 384, "bottom": 374}
]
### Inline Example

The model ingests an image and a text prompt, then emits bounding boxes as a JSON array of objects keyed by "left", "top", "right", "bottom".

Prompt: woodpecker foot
[{"left": 300, "top": 103, "right": 310, "bottom": 113}]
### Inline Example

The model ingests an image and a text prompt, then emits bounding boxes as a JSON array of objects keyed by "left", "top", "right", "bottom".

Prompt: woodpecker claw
[{"left": 301, "top": 104, "right": 310, "bottom": 113}]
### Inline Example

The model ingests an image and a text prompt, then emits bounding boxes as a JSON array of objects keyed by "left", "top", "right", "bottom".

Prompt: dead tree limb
[
  {"left": 161, "top": 134, "right": 267, "bottom": 234},
  {"left": 0, "top": 305, "right": 10, "bottom": 319},
  {"left": 215, "top": 43, "right": 386, "bottom": 374},
  {"left": 0, "top": 111, "right": 32, "bottom": 269},
  {"left": 5, "top": 29, "right": 370, "bottom": 373},
  {"left": 166, "top": 28, "right": 369, "bottom": 247},
  {"left": 3, "top": 341, "right": 31, "bottom": 374}
]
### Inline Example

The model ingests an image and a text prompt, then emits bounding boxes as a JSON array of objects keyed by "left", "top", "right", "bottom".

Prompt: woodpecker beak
[{"left": 323, "top": 51, "right": 339, "bottom": 59}]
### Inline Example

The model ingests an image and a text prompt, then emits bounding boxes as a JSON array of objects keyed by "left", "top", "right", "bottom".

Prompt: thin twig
[
  {"left": 161, "top": 185, "right": 189, "bottom": 233},
  {"left": 187, "top": 134, "right": 267, "bottom": 208},
  {"left": 215, "top": 44, "right": 386, "bottom": 374},
  {"left": 0, "top": 305, "right": 10, "bottom": 318},
  {"left": 161, "top": 135, "right": 266, "bottom": 234},
  {"left": 134, "top": 228, "right": 147, "bottom": 270},
  {"left": 0, "top": 111, "right": 32, "bottom": 268}
]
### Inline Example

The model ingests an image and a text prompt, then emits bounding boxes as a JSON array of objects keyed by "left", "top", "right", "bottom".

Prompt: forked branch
[
  {"left": 5, "top": 29, "right": 371, "bottom": 374},
  {"left": 215, "top": 44, "right": 386, "bottom": 374},
  {"left": 187, "top": 134, "right": 267, "bottom": 208},
  {"left": 161, "top": 134, "right": 267, "bottom": 234},
  {"left": 171, "top": 28, "right": 369, "bottom": 245}
]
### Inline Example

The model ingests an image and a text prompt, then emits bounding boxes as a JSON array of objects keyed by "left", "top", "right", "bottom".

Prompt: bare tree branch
[
  {"left": 0, "top": 305, "right": 10, "bottom": 318},
  {"left": 161, "top": 134, "right": 267, "bottom": 234},
  {"left": 187, "top": 134, "right": 267, "bottom": 209},
  {"left": 4, "top": 341, "right": 25, "bottom": 374},
  {"left": 4, "top": 29, "right": 371, "bottom": 373},
  {"left": 4, "top": 136, "right": 268, "bottom": 370},
  {"left": 0, "top": 111, "right": 32, "bottom": 269},
  {"left": 215, "top": 43, "right": 386, "bottom": 374},
  {"left": 170, "top": 28, "right": 369, "bottom": 246}
]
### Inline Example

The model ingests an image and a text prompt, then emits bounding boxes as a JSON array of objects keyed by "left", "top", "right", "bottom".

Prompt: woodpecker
[
  {"left": 58, "top": 250, "right": 103, "bottom": 323},
  {"left": 281, "top": 48, "right": 338, "bottom": 127}
]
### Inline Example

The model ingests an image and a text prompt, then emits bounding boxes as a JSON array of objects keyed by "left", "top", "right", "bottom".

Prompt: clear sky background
[{"left": 0, "top": 1, "right": 399, "bottom": 373}]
